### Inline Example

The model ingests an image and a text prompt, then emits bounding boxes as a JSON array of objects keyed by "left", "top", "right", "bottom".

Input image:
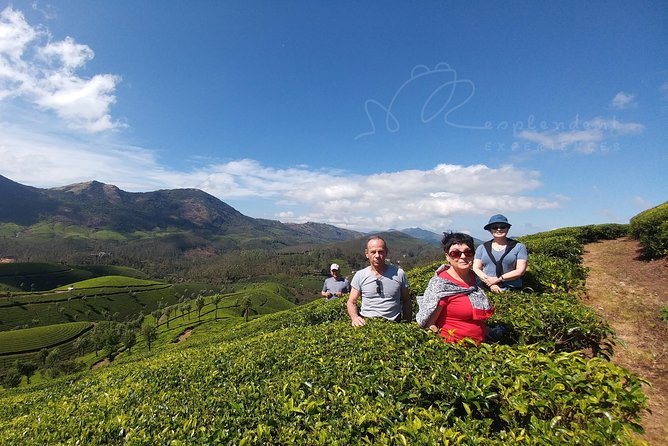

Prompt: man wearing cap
[
  {"left": 473, "top": 214, "right": 528, "bottom": 293},
  {"left": 321, "top": 263, "right": 350, "bottom": 299}
]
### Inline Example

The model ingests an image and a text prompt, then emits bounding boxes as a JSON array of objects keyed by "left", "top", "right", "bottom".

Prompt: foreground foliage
[
  {"left": 0, "top": 221, "right": 652, "bottom": 443},
  {"left": 629, "top": 201, "right": 668, "bottom": 259},
  {"left": 0, "top": 309, "right": 646, "bottom": 445}
]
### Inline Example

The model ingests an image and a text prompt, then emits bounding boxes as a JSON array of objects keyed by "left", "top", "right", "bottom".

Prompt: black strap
[{"left": 483, "top": 239, "right": 518, "bottom": 278}]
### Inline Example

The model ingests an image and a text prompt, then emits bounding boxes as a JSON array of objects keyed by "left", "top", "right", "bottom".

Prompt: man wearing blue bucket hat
[{"left": 473, "top": 214, "right": 528, "bottom": 292}]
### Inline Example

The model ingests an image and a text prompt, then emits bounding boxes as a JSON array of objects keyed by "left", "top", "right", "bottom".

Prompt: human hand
[
  {"left": 351, "top": 315, "right": 366, "bottom": 327},
  {"left": 490, "top": 284, "right": 503, "bottom": 293}
]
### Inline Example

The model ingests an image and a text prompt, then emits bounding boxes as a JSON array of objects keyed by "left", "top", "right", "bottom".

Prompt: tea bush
[
  {"left": 0, "top": 322, "right": 93, "bottom": 355},
  {"left": 519, "top": 235, "right": 584, "bottom": 263},
  {"left": 522, "top": 253, "right": 588, "bottom": 293},
  {"left": 629, "top": 201, "right": 668, "bottom": 259},
  {"left": 0, "top": 320, "right": 646, "bottom": 445},
  {"left": 518, "top": 223, "right": 629, "bottom": 246},
  {"left": 489, "top": 291, "right": 614, "bottom": 355}
]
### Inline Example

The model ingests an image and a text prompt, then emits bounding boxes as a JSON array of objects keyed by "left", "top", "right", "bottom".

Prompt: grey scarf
[{"left": 416, "top": 264, "right": 493, "bottom": 327}]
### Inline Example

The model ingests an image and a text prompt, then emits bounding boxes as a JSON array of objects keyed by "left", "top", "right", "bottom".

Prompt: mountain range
[
  {"left": 0, "top": 174, "right": 451, "bottom": 244},
  {"left": 0, "top": 175, "right": 445, "bottom": 278},
  {"left": 0, "top": 174, "right": 363, "bottom": 243}
]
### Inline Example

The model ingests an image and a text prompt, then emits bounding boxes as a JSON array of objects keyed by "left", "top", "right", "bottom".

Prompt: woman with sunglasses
[
  {"left": 473, "top": 214, "right": 528, "bottom": 293},
  {"left": 415, "top": 232, "right": 493, "bottom": 344}
]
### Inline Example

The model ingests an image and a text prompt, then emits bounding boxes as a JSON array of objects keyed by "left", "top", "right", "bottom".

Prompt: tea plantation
[{"left": 0, "top": 223, "right": 652, "bottom": 444}]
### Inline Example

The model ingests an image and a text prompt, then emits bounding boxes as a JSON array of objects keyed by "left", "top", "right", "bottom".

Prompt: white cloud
[
  {"left": 610, "top": 91, "right": 636, "bottom": 109},
  {"left": 517, "top": 129, "right": 602, "bottom": 151},
  {"left": 0, "top": 7, "right": 37, "bottom": 61},
  {"left": 0, "top": 7, "right": 122, "bottom": 132},
  {"left": 516, "top": 116, "right": 644, "bottom": 153},
  {"left": 586, "top": 117, "right": 644, "bottom": 135},
  {"left": 0, "top": 120, "right": 561, "bottom": 232},
  {"left": 38, "top": 37, "right": 93, "bottom": 71}
]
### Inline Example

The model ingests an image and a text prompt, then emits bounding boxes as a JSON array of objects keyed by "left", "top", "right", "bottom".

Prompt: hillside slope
[
  {"left": 583, "top": 238, "right": 668, "bottom": 445},
  {"left": 0, "top": 296, "right": 647, "bottom": 444},
  {"left": 0, "top": 174, "right": 362, "bottom": 242}
]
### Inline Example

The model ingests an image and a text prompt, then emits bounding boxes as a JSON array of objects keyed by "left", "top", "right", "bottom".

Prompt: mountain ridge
[
  {"left": 0, "top": 174, "right": 362, "bottom": 241},
  {"left": 0, "top": 175, "right": 443, "bottom": 279}
]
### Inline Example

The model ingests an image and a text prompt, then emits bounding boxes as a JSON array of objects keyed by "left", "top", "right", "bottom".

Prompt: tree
[
  {"left": 45, "top": 347, "right": 61, "bottom": 369},
  {"left": 91, "top": 325, "right": 105, "bottom": 356},
  {"left": 151, "top": 309, "right": 162, "bottom": 327},
  {"left": 164, "top": 306, "right": 172, "bottom": 328},
  {"left": 73, "top": 335, "right": 90, "bottom": 356},
  {"left": 212, "top": 294, "right": 222, "bottom": 320},
  {"left": 239, "top": 295, "right": 252, "bottom": 322},
  {"left": 141, "top": 323, "right": 157, "bottom": 351},
  {"left": 1, "top": 367, "right": 22, "bottom": 388},
  {"left": 195, "top": 295, "right": 205, "bottom": 322},
  {"left": 16, "top": 361, "right": 38, "bottom": 384},
  {"left": 104, "top": 323, "right": 122, "bottom": 360},
  {"left": 122, "top": 324, "right": 137, "bottom": 354},
  {"left": 38, "top": 348, "right": 49, "bottom": 366}
]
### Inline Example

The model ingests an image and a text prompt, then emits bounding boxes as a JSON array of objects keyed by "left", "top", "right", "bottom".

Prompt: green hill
[
  {"left": 0, "top": 299, "right": 646, "bottom": 445},
  {"left": 0, "top": 222, "right": 653, "bottom": 443},
  {"left": 0, "top": 263, "right": 149, "bottom": 292}
]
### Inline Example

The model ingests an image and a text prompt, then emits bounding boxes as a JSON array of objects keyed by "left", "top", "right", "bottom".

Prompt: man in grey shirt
[
  {"left": 321, "top": 263, "right": 350, "bottom": 299},
  {"left": 347, "top": 236, "right": 412, "bottom": 327}
]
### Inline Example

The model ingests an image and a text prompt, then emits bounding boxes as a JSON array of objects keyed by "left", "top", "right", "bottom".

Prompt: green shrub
[
  {"left": 520, "top": 235, "right": 584, "bottom": 263},
  {"left": 406, "top": 260, "right": 442, "bottom": 296},
  {"left": 0, "top": 320, "right": 647, "bottom": 445},
  {"left": 629, "top": 201, "right": 668, "bottom": 259},
  {"left": 572, "top": 223, "right": 629, "bottom": 243},
  {"left": 660, "top": 306, "right": 668, "bottom": 323},
  {"left": 0, "top": 322, "right": 93, "bottom": 355},
  {"left": 405, "top": 256, "right": 603, "bottom": 353},
  {"left": 489, "top": 291, "right": 615, "bottom": 356},
  {"left": 523, "top": 253, "right": 588, "bottom": 293},
  {"left": 519, "top": 223, "right": 628, "bottom": 246}
]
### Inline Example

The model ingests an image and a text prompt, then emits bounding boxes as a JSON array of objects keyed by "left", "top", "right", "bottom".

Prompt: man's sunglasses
[
  {"left": 448, "top": 249, "right": 473, "bottom": 258},
  {"left": 490, "top": 225, "right": 509, "bottom": 231},
  {"left": 375, "top": 279, "right": 382, "bottom": 294}
]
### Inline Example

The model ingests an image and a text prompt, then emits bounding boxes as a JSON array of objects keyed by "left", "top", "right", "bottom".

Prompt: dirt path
[
  {"left": 176, "top": 328, "right": 193, "bottom": 343},
  {"left": 583, "top": 238, "right": 668, "bottom": 445}
]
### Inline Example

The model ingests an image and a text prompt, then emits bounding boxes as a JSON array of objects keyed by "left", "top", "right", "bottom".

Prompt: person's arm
[
  {"left": 424, "top": 305, "right": 443, "bottom": 331},
  {"left": 401, "top": 286, "right": 412, "bottom": 322},
  {"left": 347, "top": 288, "right": 365, "bottom": 327},
  {"left": 321, "top": 280, "right": 330, "bottom": 298},
  {"left": 498, "top": 258, "right": 527, "bottom": 282},
  {"left": 473, "top": 258, "right": 502, "bottom": 287},
  {"left": 472, "top": 258, "right": 490, "bottom": 284},
  {"left": 497, "top": 245, "right": 528, "bottom": 285},
  {"left": 490, "top": 261, "right": 524, "bottom": 292}
]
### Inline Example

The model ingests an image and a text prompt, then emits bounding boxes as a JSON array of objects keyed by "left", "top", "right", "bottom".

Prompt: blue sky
[{"left": 1, "top": 1, "right": 666, "bottom": 240}]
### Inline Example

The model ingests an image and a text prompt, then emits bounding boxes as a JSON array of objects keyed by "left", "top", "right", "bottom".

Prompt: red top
[{"left": 435, "top": 269, "right": 487, "bottom": 344}]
